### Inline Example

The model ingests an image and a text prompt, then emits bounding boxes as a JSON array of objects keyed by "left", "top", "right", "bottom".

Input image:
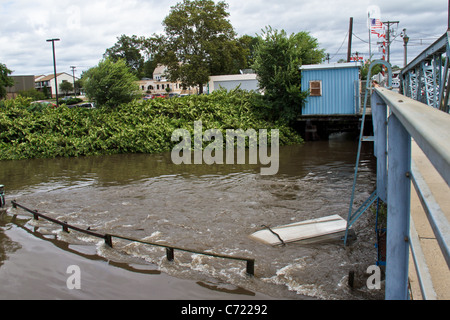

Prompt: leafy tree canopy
[
  {"left": 82, "top": 58, "right": 139, "bottom": 109},
  {"left": 0, "top": 63, "right": 14, "bottom": 99},
  {"left": 104, "top": 34, "right": 156, "bottom": 79},
  {"left": 148, "top": 0, "right": 246, "bottom": 93},
  {"left": 60, "top": 81, "right": 74, "bottom": 95},
  {"left": 252, "top": 26, "right": 325, "bottom": 122}
]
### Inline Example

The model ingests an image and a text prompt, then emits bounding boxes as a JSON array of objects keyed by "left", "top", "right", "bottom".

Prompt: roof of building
[
  {"left": 35, "top": 72, "right": 77, "bottom": 82},
  {"left": 300, "top": 62, "right": 362, "bottom": 71},
  {"left": 153, "top": 65, "right": 167, "bottom": 75}
]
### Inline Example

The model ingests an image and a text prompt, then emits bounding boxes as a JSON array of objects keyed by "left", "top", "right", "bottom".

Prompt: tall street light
[
  {"left": 402, "top": 29, "right": 409, "bottom": 68},
  {"left": 70, "top": 66, "right": 76, "bottom": 97},
  {"left": 47, "top": 38, "right": 60, "bottom": 106}
]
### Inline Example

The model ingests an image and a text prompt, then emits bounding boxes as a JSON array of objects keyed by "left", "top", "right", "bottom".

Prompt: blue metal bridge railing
[
  {"left": 372, "top": 87, "right": 450, "bottom": 300},
  {"left": 400, "top": 31, "right": 450, "bottom": 112}
]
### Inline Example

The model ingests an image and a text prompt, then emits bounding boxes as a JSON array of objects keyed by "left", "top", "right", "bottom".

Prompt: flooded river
[{"left": 0, "top": 133, "right": 384, "bottom": 300}]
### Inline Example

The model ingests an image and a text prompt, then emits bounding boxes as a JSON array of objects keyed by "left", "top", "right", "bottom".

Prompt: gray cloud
[{"left": 0, "top": 0, "right": 447, "bottom": 76}]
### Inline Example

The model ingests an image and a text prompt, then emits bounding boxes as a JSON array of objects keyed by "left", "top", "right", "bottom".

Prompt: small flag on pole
[{"left": 370, "top": 18, "right": 383, "bottom": 29}]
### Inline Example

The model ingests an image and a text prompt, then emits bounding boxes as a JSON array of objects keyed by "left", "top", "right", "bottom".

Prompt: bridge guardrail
[{"left": 372, "top": 87, "right": 450, "bottom": 300}]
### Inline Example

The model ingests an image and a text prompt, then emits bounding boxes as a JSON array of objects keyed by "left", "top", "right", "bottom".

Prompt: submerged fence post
[
  {"left": 166, "top": 247, "right": 175, "bottom": 261},
  {"left": 386, "top": 113, "right": 411, "bottom": 300},
  {"left": 104, "top": 234, "right": 113, "bottom": 248},
  {"left": 246, "top": 259, "right": 255, "bottom": 276}
]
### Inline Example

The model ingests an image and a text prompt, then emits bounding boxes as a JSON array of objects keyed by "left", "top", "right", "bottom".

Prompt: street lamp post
[
  {"left": 401, "top": 29, "right": 409, "bottom": 68},
  {"left": 47, "top": 38, "right": 60, "bottom": 106},
  {"left": 403, "top": 29, "right": 409, "bottom": 67},
  {"left": 70, "top": 66, "right": 76, "bottom": 97}
]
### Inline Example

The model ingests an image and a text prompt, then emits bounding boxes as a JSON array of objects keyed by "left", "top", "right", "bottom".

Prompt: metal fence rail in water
[
  {"left": 10, "top": 200, "right": 255, "bottom": 276},
  {"left": 372, "top": 87, "right": 450, "bottom": 300}
]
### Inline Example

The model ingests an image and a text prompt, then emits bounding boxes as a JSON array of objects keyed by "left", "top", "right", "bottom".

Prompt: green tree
[
  {"left": 82, "top": 58, "right": 139, "bottom": 109},
  {"left": 360, "top": 58, "right": 382, "bottom": 80},
  {"left": 151, "top": 0, "right": 240, "bottom": 93},
  {"left": 252, "top": 27, "right": 325, "bottom": 122},
  {"left": 104, "top": 34, "right": 146, "bottom": 78},
  {"left": 237, "top": 35, "right": 260, "bottom": 69},
  {"left": 59, "top": 81, "right": 74, "bottom": 96},
  {"left": 74, "top": 79, "right": 83, "bottom": 95},
  {"left": 0, "top": 63, "right": 14, "bottom": 99}
]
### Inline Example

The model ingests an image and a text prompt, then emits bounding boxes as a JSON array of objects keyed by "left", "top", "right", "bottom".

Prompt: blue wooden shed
[{"left": 300, "top": 62, "right": 362, "bottom": 116}]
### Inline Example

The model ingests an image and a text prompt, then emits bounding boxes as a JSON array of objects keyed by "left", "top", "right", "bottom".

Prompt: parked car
[
  {"left": 31, "top": 100, "right": 57, "bottom": 107},
  {"left": 168, "top": 93, "right": 180, "bottom": 98},
  {"left": 68, "top": 102, "right": 95, "bottom": 109}
]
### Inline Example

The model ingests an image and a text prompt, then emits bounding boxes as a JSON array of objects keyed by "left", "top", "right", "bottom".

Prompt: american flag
[{"left": 370, "top": 18, "right": 383, "bottom": 29}]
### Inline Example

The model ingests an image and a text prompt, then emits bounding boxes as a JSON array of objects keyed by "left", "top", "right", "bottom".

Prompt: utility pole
[
  {"left": 70, "top": 66, "right": 76, "bottom": 97},
  {"left": 347, "top": 17, "right": 353, "bottom": 62},
  {"left": 47, "top": 38, "right": 60, "bottom": 107},
  {"left": 382, "top": 21, "right": 399, "bottom": 63}
]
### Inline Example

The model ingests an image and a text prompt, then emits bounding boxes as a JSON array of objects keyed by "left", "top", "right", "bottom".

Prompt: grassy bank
[{"left": 0, "top": 90, "right": 303, "bottom": 161}]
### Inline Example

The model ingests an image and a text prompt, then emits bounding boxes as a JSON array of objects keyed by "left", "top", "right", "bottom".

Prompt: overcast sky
[{"left": 1, "top": 0, "right": 448, "bottom": 78}]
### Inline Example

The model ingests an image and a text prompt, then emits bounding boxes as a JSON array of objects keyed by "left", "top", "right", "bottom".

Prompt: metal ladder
[{"left": 344, "top": 60, "right": 393, "bottom": 246}]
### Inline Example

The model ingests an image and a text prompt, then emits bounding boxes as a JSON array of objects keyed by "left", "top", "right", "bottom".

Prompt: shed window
[{"left": 309, "top": 80, "right": 322, "bottom": 96}]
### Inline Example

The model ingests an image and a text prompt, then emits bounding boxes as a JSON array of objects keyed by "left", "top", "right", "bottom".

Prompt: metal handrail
[
  {"left": 10, "top": 200, "right": 255, "bottom": 276},
  {"left": 372, "top": 87, "right": 450, "bottom": 300}
]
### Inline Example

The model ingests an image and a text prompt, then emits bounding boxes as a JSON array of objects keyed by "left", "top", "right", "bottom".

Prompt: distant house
[
  {"left": 208, "top": 70, "right": 259, "bottom": 93},
  {"left": 35, "top": 72, "right": 79, "bottom": 98},
  {"left": 138, "top": 66, "right": 260, "bottom": 96},
  {"left": 6, "top": 75, "right": 35, "bottom": 98},
  {"left": 138, "top": 64, "right": 197, "bottom": 95}
]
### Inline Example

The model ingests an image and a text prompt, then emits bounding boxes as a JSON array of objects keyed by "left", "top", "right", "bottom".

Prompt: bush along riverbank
[{"left": 0, "top": 89, "right": 304, "bottom": 161}]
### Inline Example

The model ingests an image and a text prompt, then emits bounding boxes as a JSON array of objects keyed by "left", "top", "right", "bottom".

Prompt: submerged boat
[{"left": 249, "top": 214, "right": 354, "bottom": 246}]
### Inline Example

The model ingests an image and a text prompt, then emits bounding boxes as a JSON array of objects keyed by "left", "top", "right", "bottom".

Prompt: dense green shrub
[
  {"left": 62, "top": 97, "right": 83, "bottom": 105},
  {"left": 0, "top": 89, "right": 303, "bottom": 160}
]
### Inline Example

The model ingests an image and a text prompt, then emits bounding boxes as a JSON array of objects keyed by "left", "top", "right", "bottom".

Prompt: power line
[
  {"left": 352, "top": 33, "right": 369, "bottom": 44},
  {"left": 330, "top": 31, "right": 349, "bottom": 60}
]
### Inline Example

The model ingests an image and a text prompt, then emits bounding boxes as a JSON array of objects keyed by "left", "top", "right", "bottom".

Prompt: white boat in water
[{"left": 249, "top": 214, "right": 353, "bottom": 246}]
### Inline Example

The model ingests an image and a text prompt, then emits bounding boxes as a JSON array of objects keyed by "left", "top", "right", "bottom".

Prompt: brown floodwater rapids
[{"left": 0, "top": 133, "right": 384, "bottom": 300}]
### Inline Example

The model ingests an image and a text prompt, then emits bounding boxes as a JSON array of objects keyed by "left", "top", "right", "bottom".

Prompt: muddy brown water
[{"left": 0, "top": 133, "right": 384, "bottom": 300}]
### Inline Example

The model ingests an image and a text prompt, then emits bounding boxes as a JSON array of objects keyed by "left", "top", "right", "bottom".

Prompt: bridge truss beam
[{"left": 401, "top": 31, "right": 450, "bottom": 112}]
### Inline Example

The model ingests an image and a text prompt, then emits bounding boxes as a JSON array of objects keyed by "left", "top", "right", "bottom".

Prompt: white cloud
[{"left": 0, "top": 0, "right": 447, "bottom": 76}]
